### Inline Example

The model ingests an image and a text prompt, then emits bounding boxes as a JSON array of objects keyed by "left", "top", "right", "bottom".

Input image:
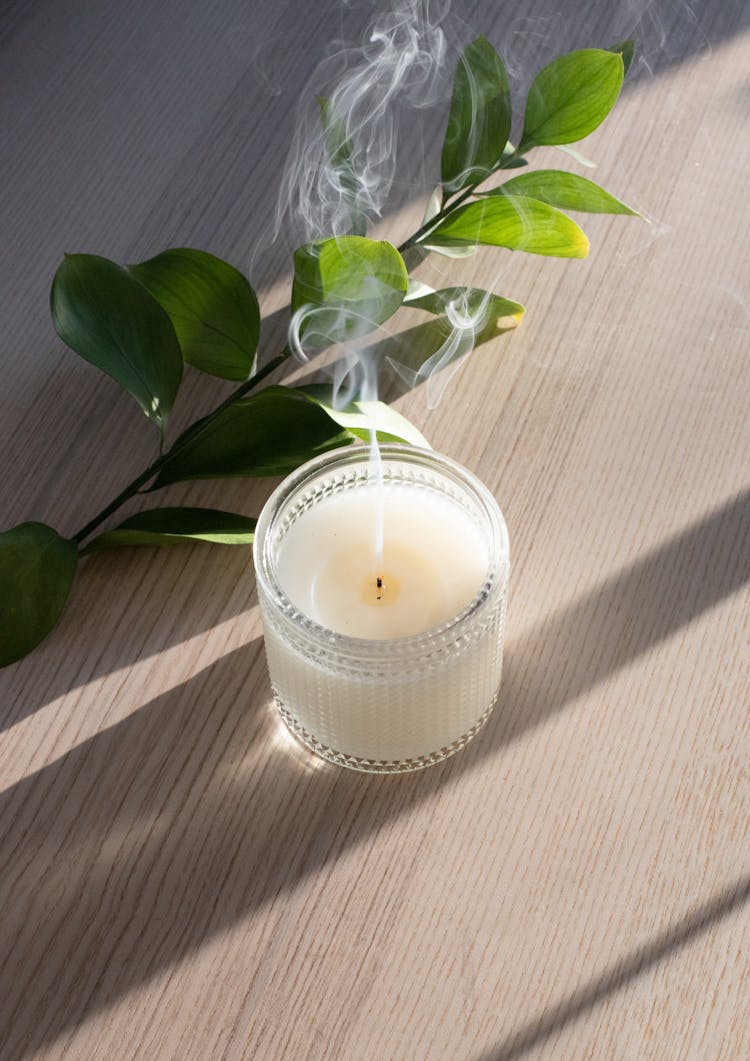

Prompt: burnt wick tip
[{"left": 376, "top": 576, "right": 383, "bottom": 589}]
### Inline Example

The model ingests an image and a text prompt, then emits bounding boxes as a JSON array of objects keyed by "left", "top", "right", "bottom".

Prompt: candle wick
[{"left": 376, "top": 576, "right": 383, "bottom": 588}]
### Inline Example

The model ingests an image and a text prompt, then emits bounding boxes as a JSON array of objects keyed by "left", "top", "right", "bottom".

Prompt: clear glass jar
[{"left": 253, "top": 444, "right": 509, "bottom": 772}]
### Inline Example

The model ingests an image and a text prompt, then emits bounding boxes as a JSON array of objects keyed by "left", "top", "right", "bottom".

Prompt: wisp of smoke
[
  {"left": 275, "top": 0, "right": 449, "bottom": 244},
  {"left": 275, "top": 0, "right": 698, "bottom": 420},
  {"left": 266, "top": 0, "right": 702, "bottom": 566}
]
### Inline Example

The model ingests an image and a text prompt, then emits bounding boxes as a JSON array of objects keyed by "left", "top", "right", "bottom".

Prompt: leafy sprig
[{"left": 0, "top": 39, "right": 638, "bottom": 667}]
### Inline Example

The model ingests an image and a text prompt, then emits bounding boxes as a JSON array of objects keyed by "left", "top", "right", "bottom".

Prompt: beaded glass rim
[{"left": 253, "top": 444, "right": 509, "bottom": 664}]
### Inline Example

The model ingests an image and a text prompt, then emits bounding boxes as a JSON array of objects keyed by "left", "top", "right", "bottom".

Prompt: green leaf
[
  {"left": 422, "top": 195, "right": 589, "bottom": 258},
  {"left": 519, "top": 49, "right": 624, "bottom": 151},
  {"left": 318, "top": 97, "right": 367, "bottom": 237},
  {"left": 50, "top": 253, "right": 182, "bottom": 433},
  {"left": 298, "top": 384, "right": 431, "bottom": 448},
  {"left": 291, "top": 236, "right": 408, "bottom": 348},
  {"left": 129, "top": 248, "right": 260, "bottom": 381},
  {"left": 82, "top": 508, "right": 256, "bottom": 552},
  {"left": 0, "top": 523, "right": 77, "bottom": 667},
  {"left": 367, "top": 315, "right": 513, "bottom": 398},
  {"left": 153, "top": 385, "right": 352, "bottom": 487},
  {"left": 610, "top": 40, "right": 635, "bottom": 77},
  {"left": 486, "top": 169, "right": 638, "bottom": 215},
  {"left": 387, "top": 287, "right": 524, "bottom": 403},
  {"left": 403, "top": 284, "right": 525, "bottom": 326},
  {"left": 441, "top": 36, "right": 512, "bottom": 194}
]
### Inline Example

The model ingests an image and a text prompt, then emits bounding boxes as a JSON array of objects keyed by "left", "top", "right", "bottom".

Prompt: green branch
[{"left": 72, "top": 352, "right": 289, "bottom": 544}]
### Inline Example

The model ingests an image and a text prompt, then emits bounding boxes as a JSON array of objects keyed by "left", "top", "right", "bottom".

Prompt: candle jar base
[
  {"left": 254, "top": 445, "right": 510, "bottom": 773},
  {"left": 274, "top": 694, "right": 498, "bottom": 773}
]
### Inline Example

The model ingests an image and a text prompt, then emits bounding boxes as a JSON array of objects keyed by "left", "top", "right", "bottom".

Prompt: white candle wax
[
  {"left": 276, "top": 484, "right": 489, "bottom": 640},
  {"left": 254, "top": 446, "right": 509, "bottom": 772}
]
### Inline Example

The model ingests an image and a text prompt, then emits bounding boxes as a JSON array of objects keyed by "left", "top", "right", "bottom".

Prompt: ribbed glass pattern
[{"left": 254, "top": 445, "right": 510, "bottom": 773}]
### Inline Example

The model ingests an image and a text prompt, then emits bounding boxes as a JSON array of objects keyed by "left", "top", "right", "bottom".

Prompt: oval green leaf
[
  {"left": 520, "top": 49, "right": 624, "bottom": 151},
  {"left": 441, "top": 36, "right": 512, "bottom": 194},
  {"left": 153, "top": 385, "right": 352, "bottom": 487},
  {"left": 50, "top": 253, "right": 182, "bottom": 433},
  {"left": 422, "top": 195, "right": 589, "bottom": 258},
  {"left": 298, "top": 384, "right": 431, "bottom": 448},
  {"left": 291, "top": 236, "right": 408, "bottom": 349},
  {"left": 0, "top": 523, "right": 77, "bottom": 667},
  {"left": 82, "top": 508, "right": 256, "bottom": 552},
  {"left": 129, "top": 248, "right": 260, "bottom": 381},
  {"left": 403, "top": 284, "right": 525, "bottom": 326},
  {"left": 487, "top": 169, "right": 638, "bottom": 215}
]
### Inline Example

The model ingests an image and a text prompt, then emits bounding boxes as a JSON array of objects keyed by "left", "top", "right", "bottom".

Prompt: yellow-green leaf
[
  {"left": 404, "top": 284, "right": 525, "bottom": 327},
  {"left": 487, "top": 169, "right": 638, "bottom": 215},
  {"left": 291, "top": 236, "right": 407, "bottom": 348},
  {"left": 422, "top": 195, "right": 589, "bottom": 258}
]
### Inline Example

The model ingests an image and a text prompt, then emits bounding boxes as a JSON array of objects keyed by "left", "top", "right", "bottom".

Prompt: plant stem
[
  {"left": 397, "top": 183, "right": 476, "bottom": 253},
  {"left": 397, "top": 151, "right": 521, "bottom": 252},
  {"left": 72, "top": 464, "right": 165, "bottom": 545},
  {"left": 72, "top": 351, "right": 289, "bottom": 545}
]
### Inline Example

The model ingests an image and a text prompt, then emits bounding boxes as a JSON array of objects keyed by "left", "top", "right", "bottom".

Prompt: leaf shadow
[
  {"left": 473, "top": 872, "right": 750, "bottom": 1061},
  {"left": 0, "top": 488, "right": 747, "bottom": 1055},
  {"left": 1, "top": 310, "right": 517, "bottom": 732},
  {"left": 5, "top": 0, "right": 748, "bottom": 725}
]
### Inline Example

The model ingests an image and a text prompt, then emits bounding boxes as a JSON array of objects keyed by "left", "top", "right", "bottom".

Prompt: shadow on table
[
  {"left": 0, "top": 487, "right": 748, "bottom": 1054},
  {"left": 0, "top": 419, "right": 296, "bottom": 730},
  {"left": 473, "top": 872, "right": 750, "bottom": 1061},
  {"left": 0, "top": 308, "right": 516, "bottom": 733}
]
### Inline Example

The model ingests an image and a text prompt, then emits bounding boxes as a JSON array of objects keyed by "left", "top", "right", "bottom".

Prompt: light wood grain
[{"left": 1, "top": 2, "right": 749, "bottom": 1058}]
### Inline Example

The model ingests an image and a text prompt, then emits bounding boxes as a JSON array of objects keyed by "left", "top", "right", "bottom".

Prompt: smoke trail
[
  {"left": 275, "top": 0, "right": 450, "bottom": 245},
  {"left": 277, "top": 0, "right": 504, "bottom": 420},
  {"left": 276, "top": 0, "right": 704, "bottom": 416},
  {"left": 267, "top": 0, "right": 707, "bottom": 578},
  {"left": 275, "top": 0, "right": 460, "bottom": 573}
]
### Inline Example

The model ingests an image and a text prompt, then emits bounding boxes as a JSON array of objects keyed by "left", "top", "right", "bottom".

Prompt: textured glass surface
[{"left": 254, "top": 445, "right": 510, "bottom": 773}]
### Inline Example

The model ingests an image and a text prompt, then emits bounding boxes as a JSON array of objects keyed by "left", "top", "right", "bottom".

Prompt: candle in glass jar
[{"left": 254, "top": 445, "right": 509, "bottom": 772}]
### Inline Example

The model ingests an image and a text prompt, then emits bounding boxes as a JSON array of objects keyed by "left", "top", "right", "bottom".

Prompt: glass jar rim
[{"left": 253, "top": 443, "right": 509, "bottom": 662}]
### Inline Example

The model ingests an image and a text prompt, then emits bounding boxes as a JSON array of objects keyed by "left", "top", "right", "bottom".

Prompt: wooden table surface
[{"left": 2, "top": 1, "right": 749, "bottom": 1058}]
